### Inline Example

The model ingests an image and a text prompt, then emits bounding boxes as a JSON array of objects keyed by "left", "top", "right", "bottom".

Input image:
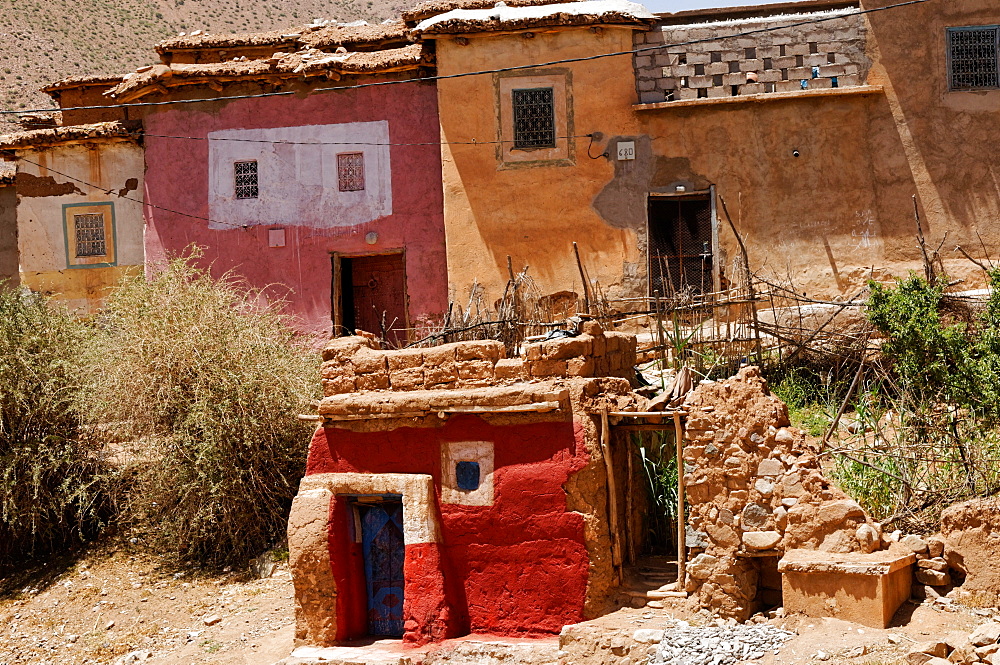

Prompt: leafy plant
[{"left": 635, "top": 431, "right": 679, "bottom": 553}]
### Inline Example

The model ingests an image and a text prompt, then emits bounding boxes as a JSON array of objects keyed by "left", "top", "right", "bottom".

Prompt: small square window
[
  {"left": 948, "top": 26, "right": 999, "bottom": 90},
  {"left": 455, "top": 461, "right": 481, "bottom": 491},
  {"left": 338, "top": 152, "right": 365, "bottom": 192},
  {"left": 512, "top": 87, "right": 555, "bottom": 150},
  {"left": 234, "top": 160, "right": 258, "bottom": 199},
  {"left": 74, "top": 213, "right": 106, "bottom": 257}
]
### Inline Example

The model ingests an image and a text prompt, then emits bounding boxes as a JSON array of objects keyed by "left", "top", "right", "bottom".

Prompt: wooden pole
[
  {"left": 573, "top": 242, "right": 592, "bottom": 315},
  {"left": 626, "top": 434, "right": 635, "bottom": 565},
  {"left": 673, "top": 411, "right": 686, "bottom": 588},
  {"left": 600, "top": 408, "right": 622, "bottom": 582}
]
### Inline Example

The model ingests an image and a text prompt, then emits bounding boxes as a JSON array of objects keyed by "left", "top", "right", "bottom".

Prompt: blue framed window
[{"left": 455, "top": 461, "right": 481, "bottom": 491}]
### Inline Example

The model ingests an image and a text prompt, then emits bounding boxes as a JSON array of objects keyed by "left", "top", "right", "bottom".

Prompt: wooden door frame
[
  {"left": 645, "top": 186, "right": 720, "bottom": 296},
  {"left": 331, "top": 249, "right": 410, "bottom": 341}
]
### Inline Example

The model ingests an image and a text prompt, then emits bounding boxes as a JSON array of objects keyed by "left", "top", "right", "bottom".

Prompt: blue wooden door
[{"left": 360, "top": 502, "right": 405, "bottom": 636}]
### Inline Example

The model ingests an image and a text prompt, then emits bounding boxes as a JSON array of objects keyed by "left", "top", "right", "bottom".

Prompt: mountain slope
[{"left": 0, "top": 0, "right": 405, "bottom": 132}]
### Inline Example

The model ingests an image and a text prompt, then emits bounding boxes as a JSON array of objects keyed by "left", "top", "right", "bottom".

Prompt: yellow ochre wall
[
  {"left": 437, "top": 26, "right": 645, "bottom": 308},
  {"left": 16, "top": 141, "right": 144, "bottom": 315},
  {"left": 436, "top": 1, "right": 1000, "bottom": 307}
]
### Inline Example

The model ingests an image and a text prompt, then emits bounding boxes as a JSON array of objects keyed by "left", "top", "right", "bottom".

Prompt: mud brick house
[
  {"left": 0, "top": 121, "right": 145, "bottom": 314},
  {"left": 99, "top": 23, "right": 448, "bottom": 342},
  {"left": 426, "top": 0, "right": 1000, "bottom": 308},
  {"left": 288, "top": 324, "right": 642, "bottom": 644}
]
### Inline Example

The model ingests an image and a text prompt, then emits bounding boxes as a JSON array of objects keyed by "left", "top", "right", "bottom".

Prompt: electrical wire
[
  {"left": 16, "top": 154, "right": 248, "bottom": 230},
  {"left": 0, "top": 0, "right": 930, "bottom": 117}
]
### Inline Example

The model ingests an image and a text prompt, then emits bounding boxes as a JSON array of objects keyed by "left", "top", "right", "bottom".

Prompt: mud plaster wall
[
  {"left": 305, "top": 416, "right": 594, "bottom": 641},
  {"left": 635, "top": 11, "right": 868, "bottom": 104},
  {"left": 436, "top": 26, "right": 648, "bottom": 307},
  {"left": 0, "top": 185, "right": 17, "bottom": 287},
  {"left": 15, "top": 143, "right": 144, "bottom": 315},
  {"left": 680, "top": 366, "right": 881, "bottom": 620},
  {"left": 140, "top": 77, "right": 447, "bottom": 339}
]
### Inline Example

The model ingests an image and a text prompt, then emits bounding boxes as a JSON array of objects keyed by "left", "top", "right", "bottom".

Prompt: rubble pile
[
  {"left": 648, "top": 621, "right": 795, "bottom": 665},
  {"left": 679, "top": 366, "right": 885, "bottom": 619},
  {"left": 906, "top": 621, "right": 1000, "bottom": 665}
]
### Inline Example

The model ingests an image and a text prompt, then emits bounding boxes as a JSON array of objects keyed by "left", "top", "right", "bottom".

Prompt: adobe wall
[
  {"left": 0, "top": 184, "right": 17, "bottom": 287},
  {"left": 140, "top": 76, "right": 448, "bottom": 339},
  {"left": 15, "top": 142, "right": 144, "bottom": 315},
  {"left": 291, "top": 326, "right": 641, "bottom": 645},
  {"left": 681, "top": 366, "right": 884, "bottom": 620},
  {"left": 435, "top": 26, "right": 648, "bottom": 307}
]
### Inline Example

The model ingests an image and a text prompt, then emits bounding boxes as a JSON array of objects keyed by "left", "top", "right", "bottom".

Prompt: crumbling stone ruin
[{"left": 678, "top": 366, "right": 895, "bottom": 621}]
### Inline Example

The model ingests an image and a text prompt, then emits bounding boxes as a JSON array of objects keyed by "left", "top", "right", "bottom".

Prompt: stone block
[
  {"left": 757, "top": 458, "right": 783, "bottom": 477},
  {"left": 917, "top": 557, "right": 948, "bottom": 573},
  {"left": 970, "top": 622, "right": 1000, "bottom": 647},
  {"left": 639, "top": 91, "right": 666, "bottom": 104},
  {"left": 740, "top": 83, "right": 765, "bottom": 95},
  {"left": 386, "top": 348, "right": 423, "bottom": 372},
  {"left": 743, "top": 531, "right": 781, "bottom": 551},
  {"left": 657, "top": 78, "right": 678, "bottom": 91},
  {"left": 787, "top": 43, "right": 811, "bottom": 56},
  {"left": 424, "top": 364, "right": 457, "bottom": 387},
  {"left": 670, "top": 63, "right": 694, "bottom": 76},
  {"left": 687, "top": 52, "right": 711, "bottom": 64},
  {"left": 321, "top": 359, "right": 353, "bottom": 379},
  {"left": 804, "top": 53, "right": 828, "bottom": 67},
  {"left": 457, "top": 359, "right": 494, "bottom": 382},
  {"left": 321, "top": 335, "right": 376, "bottom": 362},
  {"left": 635, "top": 55, "right": 652, "bottom": 68},
  {"left": 901, "top": 534, "right": 928, "bottom": 554},
  {"left": 706, "top": 61, "right": 729, "bottom": 75},
  {"left": 723, "top": 73, "right": 746, "bottom": 86},
  {"left": 455, "top": 340, "right": 503, "bottom": 362},
  {"left": 776, "top": 80, "right": 804, "bottom": 93},
  {"left": 820, "top": 64, "right": 847, "bottom": 77},
  {"left": 838, "top": 74, "right": 862, "bottom": 86},
  {"left": 493, "top": 358, "right": 526, "bottom": 381},
  {"left": 740, "top": 59, "right": 763, "bottom": 72},
  {"left": 779, "top": 548, "right": 915, "bottom": 628},
  {"left": 688, "top": 75, "right": 713, "bottom": 88},
  {"left": 810, "top": 77, "right": 834, "bottom": 89},
  {"left": 322, "top": 376, "right": 357, "bottom": 395},
  {"left": 542, "top": 336, "right": 592, "bottom": 360},
  {"left": 707, "top": 86, "right": 728, "bottom": 98},
  {"left": 389, "top": 366, "right": 425, "bottom": 391},
  {"left": 567, "top": 357, "right": 595, "bottom": 377},
  {"left": 530, "top": 359, "right": 568, "bottom": 378},
  {"left": 638, "top": 78, "right": 656, "bottom": 92},
  {"left": 759, "top": 70, "right": 783, "bottom": 83},
  {"left": 678, "top": 87, "right": 699, "bottom": 100},
  {"left": 350, "top": 348, "right": 388, "bottom": 374},
  {"left": 355, "top": 372, "right": 389, "bottom": 391},
  {"left": 911, "top": 643, "right": 951, "bottom": 659}
]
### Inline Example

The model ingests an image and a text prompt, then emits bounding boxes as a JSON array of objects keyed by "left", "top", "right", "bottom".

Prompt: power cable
[{"left": 0, "top": 0, "right": 930, "bottom": 117}]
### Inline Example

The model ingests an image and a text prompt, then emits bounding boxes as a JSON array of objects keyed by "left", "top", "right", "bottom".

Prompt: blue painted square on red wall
[{"left": 455, "top": 461, "right": 480, "bottom": 491}]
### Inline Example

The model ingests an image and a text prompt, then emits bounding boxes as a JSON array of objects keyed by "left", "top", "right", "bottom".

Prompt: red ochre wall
[
  {"left": 140, "top": 79, "right": 448, "bottom": 339},
  {"left": 306, "top": 415, "right": 592, "bottom": 642}
]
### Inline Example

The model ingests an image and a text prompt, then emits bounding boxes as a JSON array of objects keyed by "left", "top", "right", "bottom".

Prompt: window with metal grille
[
  {"left": 948, "top": 26, "right": 1000, "bottom": 90},
  {"left": 234, "top": 160, "right": 258, "bottom": 199},
  {"left": 338, "top": 152, "right": 365, "bottom": 192},
  {"left": 74, "top": 213, "right": 107, "bottom": 257},
  {"left": 512, "top": 87, "right": 555, "bottom": 150}
]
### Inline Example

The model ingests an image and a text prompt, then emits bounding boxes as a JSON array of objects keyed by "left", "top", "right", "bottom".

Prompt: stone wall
[
  {"left": 634, "top": 9, "right": 868, "bottom": 104},
  {"left": 320, "top": 321, "right": 637, "bottom": 396},
  {"left": 680, "top": 366, "right": 882, "bottom": 620}
]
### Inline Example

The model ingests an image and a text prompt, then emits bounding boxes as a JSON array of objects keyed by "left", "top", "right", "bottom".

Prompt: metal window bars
[
  {"left": 948, "top": 26, "right": 1000, "bottom": 90},
  {"left": 338, "top": 152, "right": 365, "bottom": 192},
  {"left": 234, "top": 160, "right": 259, "bottom": 199},
  {"left": 74, "top": 213, "right": 106, "bottom": 257},
  {"left": 512, "top": 87, "right": 556, "bottom": 150}
]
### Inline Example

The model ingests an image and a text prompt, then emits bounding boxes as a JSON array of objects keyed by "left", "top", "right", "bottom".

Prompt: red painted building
[
  {"left": 102, "top": 26, "right": 448, "bottom": 341},
  {"left": 288, "top": 331, "right": 639, "bottom": 646}
]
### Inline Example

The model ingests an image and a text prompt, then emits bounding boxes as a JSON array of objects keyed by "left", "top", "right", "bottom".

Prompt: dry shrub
[
  {"left": 0, "top": 290, "right": 112, "bottom": 562},
  {"left": 83, "top": 253, "right": 319, "bottom": 567}
]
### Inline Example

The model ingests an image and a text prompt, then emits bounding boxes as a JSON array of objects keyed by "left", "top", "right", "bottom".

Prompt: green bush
[
  {"left": 0, "top": 290, "right": 112, "bottom": 562},
  {"left": 82, "top": 255, "right": 319, "bottom": 567}
]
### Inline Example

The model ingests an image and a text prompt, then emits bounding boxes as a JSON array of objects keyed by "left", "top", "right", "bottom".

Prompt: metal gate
[{"left": 647, "top": 196, "right": 714, "bottom": 297}]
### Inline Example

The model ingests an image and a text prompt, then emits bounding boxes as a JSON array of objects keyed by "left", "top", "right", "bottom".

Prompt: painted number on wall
[{"left": 617, "top": 141, "right": 636, "bottom": 161}]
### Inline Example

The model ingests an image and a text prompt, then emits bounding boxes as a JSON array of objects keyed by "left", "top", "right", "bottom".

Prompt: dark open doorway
[
  {"left": 647, "top": 195, "right": 715, "bottom": 298},
  {"left": 357, "top": 499, "right": 405, "bottom": 637},
  {"left": 334, "top": 252, "right": 408, "bottom": 347}
]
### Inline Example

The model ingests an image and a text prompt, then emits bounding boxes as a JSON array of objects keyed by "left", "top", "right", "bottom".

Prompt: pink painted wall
[
  {"left": 141, "top": 80, "right": 447, "bottom": 338},
  {"left": 306, "top": 415, "right": 592, "bottom": 642}
]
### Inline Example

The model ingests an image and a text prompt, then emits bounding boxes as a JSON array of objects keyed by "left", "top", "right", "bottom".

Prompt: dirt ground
[
  {"left": 0, "top": 547, "right": 296, "bottom": 665},
  {"left": 2, "top": 545, "right": 999, "bottom": 665}
]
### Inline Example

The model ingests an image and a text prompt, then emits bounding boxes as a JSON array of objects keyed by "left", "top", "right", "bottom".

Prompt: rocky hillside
[{"left": 0, "top": 0, "right": 405, "bottom": 132}]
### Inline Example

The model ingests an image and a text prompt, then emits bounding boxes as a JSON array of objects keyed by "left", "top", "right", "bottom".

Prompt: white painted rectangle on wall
[{"left": 207, "top": 121, "right": 392, "bottom": 230}]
